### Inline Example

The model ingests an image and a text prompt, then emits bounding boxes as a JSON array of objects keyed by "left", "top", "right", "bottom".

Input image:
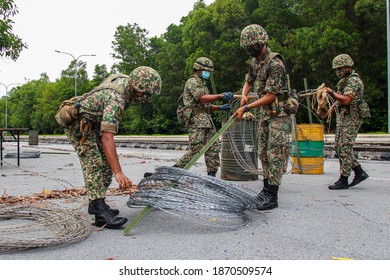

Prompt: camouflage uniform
[
  {"left": 335, "top": 70, "right": 364, "bottom": 177},
  {"left": 175, "top": 75, "right": 220, "bottom": 172},
  {"left": 64, "top": 76, "right": 131, "bottom": 201},
  {"left": 246, "top": 47, "right": 290, "bottom": 186}
]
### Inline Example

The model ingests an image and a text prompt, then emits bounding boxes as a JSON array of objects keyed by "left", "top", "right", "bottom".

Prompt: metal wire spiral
[
  {"left": 128, "top": 167, "right": 264, "bottom": 230},
  {"left": 225, "top": 90, "right": 336, "bottom": 175},
  {"left": 0, "top": 203, "right": 91, "bottom": 254}
]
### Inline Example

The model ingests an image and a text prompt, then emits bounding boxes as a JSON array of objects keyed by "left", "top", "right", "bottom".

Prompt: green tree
[
  {"left": 111, "top": 23, "right": 149, "bottom": 74},
  {"left": 91, "top": 64, "right": 110, "bottom": 87},
  {"left": 57, "top": 60, "right": 91, "bottom": 97},
  {"left": 209, "top": 0, "right": 249, "bottom": 92},
  {"left": 0, "top": 0, "right": 27, "bottom": 59},
  {"left": 147, "top": 25, "right": 189, "bottom": 134},
  {"left": 8, "top": 79, "right": 47, "bottom": 129},
  {"left": 31, "top": 82, "right": 62, "bottom": 134},
  {"left": 2, "top": 0, "right": 387, "bottom": 134},
  {"left": 182, "top": 0, "right": 216, "bottom": 57}
]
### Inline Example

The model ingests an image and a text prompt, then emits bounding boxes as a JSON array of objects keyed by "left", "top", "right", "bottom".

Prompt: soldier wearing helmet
[
  {"left": 174, "top": 56, "right": 233, "bottom": 177},
  {"left": 233, "top": 24, "right": 290, "bottom": 211},
  {"left": 59, "top": 66, "right": 161, "bottom": 229},
  {"left": 325, "top": 54, "right": 370, "bottom": 190}
]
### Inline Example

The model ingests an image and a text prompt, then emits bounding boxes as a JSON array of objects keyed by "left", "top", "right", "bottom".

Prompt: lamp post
[
  {"left": 55, "top": 50, "right": 96, "bottom": 96},
  {"left": 0, "top": 82, "right": 21, "bottom": 129}
]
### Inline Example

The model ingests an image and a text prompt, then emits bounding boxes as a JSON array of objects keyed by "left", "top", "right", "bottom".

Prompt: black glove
[
  {"left": 222, "top": 92, "right": 233, "bottom": 101},
  {"left": 219, "top": 104, "right": 231, "bottom": 111}
]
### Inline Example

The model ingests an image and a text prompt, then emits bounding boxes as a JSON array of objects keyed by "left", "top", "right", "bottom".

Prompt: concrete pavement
[
  {"left": 0, "top": 140, "right": 389, "bottom": 260},
  {"left": 17, "top": 133, "right": 390, "bottom": 161}
]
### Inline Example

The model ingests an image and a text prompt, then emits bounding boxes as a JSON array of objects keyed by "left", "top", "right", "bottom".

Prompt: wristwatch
[{"left": 244, "top": 105, "right": 250, "bottom": 112}]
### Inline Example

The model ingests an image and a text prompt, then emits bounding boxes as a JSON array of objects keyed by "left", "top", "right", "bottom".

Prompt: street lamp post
[
  {"left": 55, "top": 50, "right": 96, "bottom": 96},
  {"left": 0, "top": 82, "right": 21, "bottom": 129}
]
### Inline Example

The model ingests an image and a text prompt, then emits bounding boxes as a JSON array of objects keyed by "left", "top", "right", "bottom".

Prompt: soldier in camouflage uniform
[
  {"left": 232, "top": 24, "right": 290, "bottom": 210},
  {"left": 175, "top": 57, "right": 233, "bottom": 176},
  {"left": 61, "top": 66, "right": 161, "bottom": 229},
  {"left": 326, "top": 54, "right": 369, "bottom": 190}
]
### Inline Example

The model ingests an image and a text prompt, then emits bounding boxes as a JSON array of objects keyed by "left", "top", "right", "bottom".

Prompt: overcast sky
[{"left": 0, "top": 0, "right": 215, "bottom": 96}]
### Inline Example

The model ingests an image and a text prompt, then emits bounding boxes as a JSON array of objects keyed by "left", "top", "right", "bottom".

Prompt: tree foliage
[
  {"left": 0, "top": 0, "right": 27, "bottom": 60},
  {"left": 111, "top": 23, "right": 149, "bottom": 74},
  {"left": 1, "top": 0, "right": 387, "bottom": 134}
]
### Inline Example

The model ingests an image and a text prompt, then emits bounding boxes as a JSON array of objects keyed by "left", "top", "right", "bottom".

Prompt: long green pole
[
  {"left": 304, "top": 78, "right": 313, "bottom": 124},
  {"left": 387, "top": 0, "right": 390, "bottom": 133},
  {"left": 124, "top": 116, "right": 238, "bottom": 236}
]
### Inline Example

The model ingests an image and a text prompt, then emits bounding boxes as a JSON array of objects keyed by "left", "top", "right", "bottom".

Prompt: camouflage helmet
[
  {"left": 193, "top": 57, "right": 214, "bottom": 72},
  {"left": 129, "top": 66, "right": 162, "bottom": 94},
  {"left": 332, "top": 54, "right": 354, "bottom": 69},
  {"left": 240, "top": 24, "right": 269, "bottom": 47}
]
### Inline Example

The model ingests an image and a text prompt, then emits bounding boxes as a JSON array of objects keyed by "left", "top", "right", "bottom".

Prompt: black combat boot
[
  {"left": 260, "top": 179, "right": 269, "bottom": 196},
  {"left": 349, "top": 165, "right": 369, "bottom": 187},
  {"left": 256, "top": 179, "right": 269, "bottom": 202},
  {"left": 207, "top": 171, "right": 216, "bottom": 177},
  {"left": 91, "top": 198, "right": 127, "bottom": 229},
  {"left": 328, "top": 175, "right": 349, "bottom": 190},
  {"left": 257, "top": 185, "right": 279, "bottom": 211},
  {"left": 88, "top": 199, "right": 119, "bottom": 215}
]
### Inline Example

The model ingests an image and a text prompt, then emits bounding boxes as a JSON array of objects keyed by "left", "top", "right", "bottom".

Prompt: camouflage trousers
[
  {"left": 258, "top": 116, "right": 290, "bottom": 186},
  {"left": 335, "top": 115, "right": 363, "bottom": 177},
  {"left": 176, "top": 126, "right": 220, "bottom": 172},
  {"left": 64, "top": 121, "right": 112, "bottom": 201}
]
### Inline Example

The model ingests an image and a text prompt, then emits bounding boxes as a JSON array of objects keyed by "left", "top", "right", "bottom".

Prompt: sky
[{"left": 0, "top": 0, "right": 215, "bottom": 96}]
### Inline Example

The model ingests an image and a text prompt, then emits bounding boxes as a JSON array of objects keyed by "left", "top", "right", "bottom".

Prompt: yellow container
[
  {"left": 293, "top": 123, "right": 324, "bottom": 141},
  {"left": 292, "top": 156, "right": 324, "bottom": 175},
  {"left": 291, "top": 123, "right": 324, "bottom": 174}
]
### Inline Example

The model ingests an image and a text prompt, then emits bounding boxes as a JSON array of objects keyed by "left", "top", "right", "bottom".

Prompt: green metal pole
[
  {"left": 387, "top": 0, "right": 390, "bottom": 133},
  {"left": 304, "top": 78, "right": 313, "bottom": 124},
  {"left": 124, "top": 116, "right": 238, "bottom": 235},
  {"left": 286, "top": 74, "right": 302, "bottom": 173},
  {"left": 210, "top": 72, "right": 218, "bottom": 95}
]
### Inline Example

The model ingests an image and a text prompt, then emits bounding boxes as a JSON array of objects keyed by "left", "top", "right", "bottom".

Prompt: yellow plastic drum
[{"left": 291, "top": 124, "right": 324, "bottom": 174}]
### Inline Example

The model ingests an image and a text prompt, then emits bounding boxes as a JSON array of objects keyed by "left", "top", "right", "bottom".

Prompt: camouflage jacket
[
  {"left": 77, "top": 76, "right": 132, "bottom": 134},
  {"left": 336, "top": 70, "right": 365, "bottom": 119},
  {"left": 246, "top": 47, "right": 287, "bottom": 120},
  {"left": 182, "top": 75, "right": 213, "bottom": 128}
]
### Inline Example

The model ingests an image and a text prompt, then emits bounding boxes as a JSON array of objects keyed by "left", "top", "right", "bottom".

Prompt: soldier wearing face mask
[
  {"left": 232, "top": 24, "right": 290, "bottom": 211},
  {"left": 325, "top": 54, "right": 370, "bottom": 190},
  {"left": 174, "top": 57, "right": 233, "bottom": 176}
]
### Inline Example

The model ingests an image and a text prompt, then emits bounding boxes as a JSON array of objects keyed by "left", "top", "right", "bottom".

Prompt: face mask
[
  {"left": 201, "top": 71, "right": 210, "bottom": 80},
  {"left": 335, "top": 68, "right": 351, "bottom": 79},
  {"left": 132, "top": 89, "right": 151, "bottom": 103},
  {"left": 246, "top": 44, "right": 263, "bottom": 57}
]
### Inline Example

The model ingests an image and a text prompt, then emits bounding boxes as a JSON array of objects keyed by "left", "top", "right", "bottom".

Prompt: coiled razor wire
[
  {"left": 225, "top": 91, "right": 337, "bottom": 175},
  {"left": 128, "top": 166, "right": 265, "bottom": 230},
  {"left": 0, "top": 203, "right": 91, "bottom": 254}
]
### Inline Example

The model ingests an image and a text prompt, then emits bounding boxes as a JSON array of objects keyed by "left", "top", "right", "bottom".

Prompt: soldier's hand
[
  {"left": 222, "top": 92, "right": 233, "bottom": 101},
  {"left": 219, "top": 104, "right": 231, "bottom": 111},
  {"left": 232, "top": 107, "right": 245, "bottom": 119},
  {"left": 240, "top": 95, "right": 248, "bottom": 107},
  {"left": 326, "top": 87, "right": 335, "bottom": 98},
  {"left": 114, "top": 172, "right": 133, "bottom": 191}
]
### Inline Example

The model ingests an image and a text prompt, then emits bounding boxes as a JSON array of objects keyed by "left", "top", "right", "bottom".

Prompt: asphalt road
[{"left": 0, "top": 141, "right": 389, "bottom": 261}]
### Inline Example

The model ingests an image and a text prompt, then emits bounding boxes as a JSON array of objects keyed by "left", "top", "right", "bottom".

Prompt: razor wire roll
[
  {"left": 128, "top": 166, "right": 264, "bottom": 230},
  {"left": 0, "top": 203, "right": 91, "bottom": 254}
]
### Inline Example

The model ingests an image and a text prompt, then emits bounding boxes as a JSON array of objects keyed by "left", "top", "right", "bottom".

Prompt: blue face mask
[{"left": 201, "top": 71, "right": 210, "bottom": 80}]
